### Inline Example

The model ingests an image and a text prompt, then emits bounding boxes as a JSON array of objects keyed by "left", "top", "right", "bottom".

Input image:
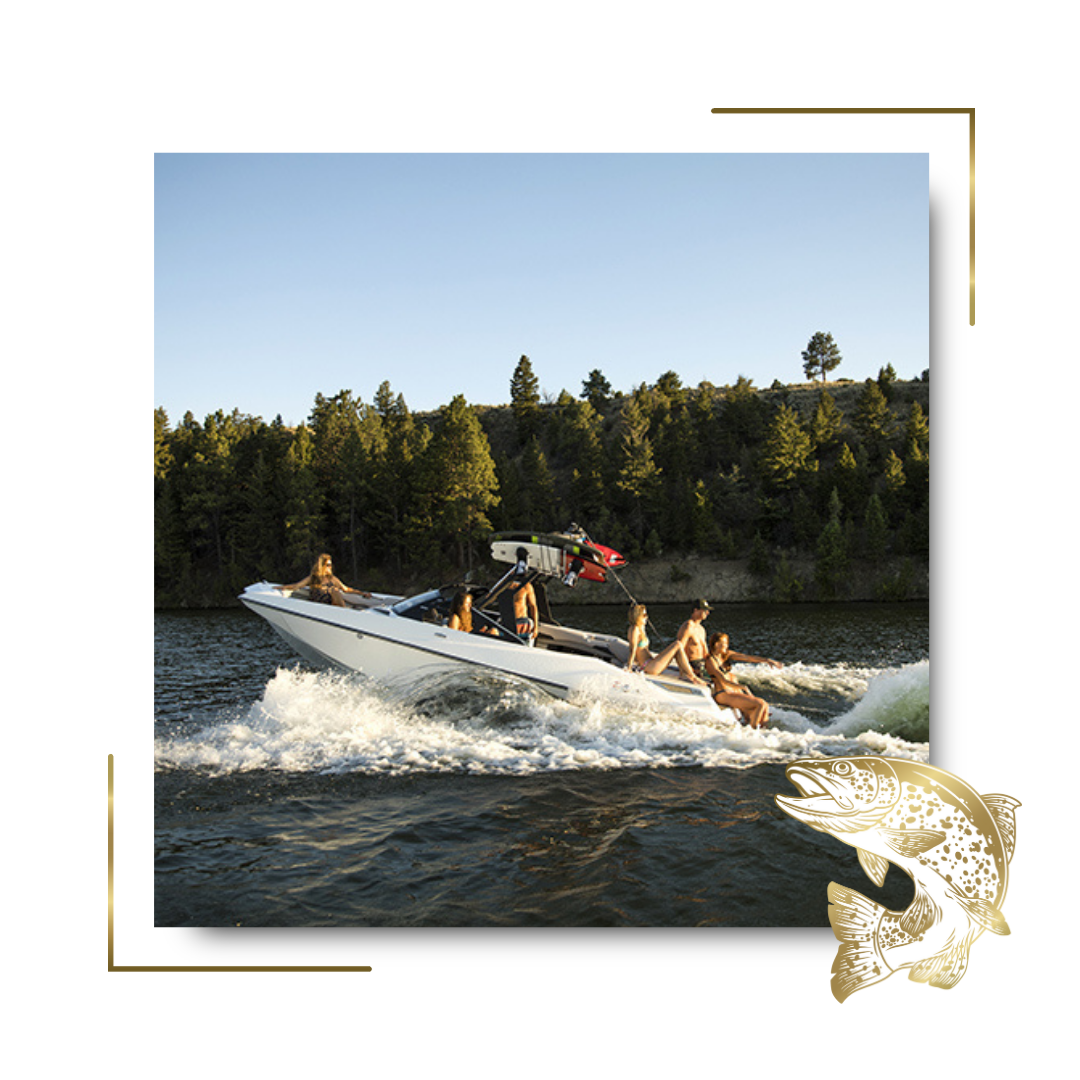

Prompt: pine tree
[
  {"left": 614, "top": 394, "right": 662, "bottom": 546},
  {"left": 154, "top": 407, "right": 172, "bottom": 481},
  {"left": 863, "top": 493, "right": 889, "bottom": 561},
  {"left": 831, "top": 441, "right": 864, "bottom": 513},
  {"left": 761, "top": 404, "right": 816, "bottom": 487},
  {"left": 903, "top": 406, "right": 929, "bottom": 529},
  {"left": 655, "top": 403, "right": 699, "bottom": 482},
  {"left": 881, "top": 449, "right": 907, "bottom": 523},
  {"left": 563, "top": 399, "right": 606, "bottom": 524},
  {"left": 369, "top": 383, "right": 430, "bottom": 572},
  {"left": 654, "top": 370, "right": 686, "bottom": 406},
  {"left": 520, "top": 435, "right": 559, "bottom": 526},
  {"left": 689, "top": 479, "right": 721, "bottom": 551},
  {"left": 693, "top": 381, "right": 721, "bottom": 467},
  {"left": 510, "top": 354, "right": 541, "bottom": 444},
  {"left": 176, "top": 409, "right": 258, "bottom": 586},
  {"left": 772, "top": 553, "right": 804, "bottom": 602},
  {"left": 718, "top": 376, "right": 766, "bottom": 465},
  {"left": 283, "top": 425, "right": 322, "bottom": 571},
  {"left": 581, "top": 369, "right": 612, "bottom": 413},
  {"left": 792, "top": 489, "right": 820, "bottom": 550},
  {"left": 748, "top": 532, "right": 772, "bottom": 577},
  {"left": 423, "top": 394, "right": 500, "bottom": 568},
  {"left": 877, "top": 363, "right": 898, "bottom": 400},
  {"left": 801, "top": 331, "right": 843, "bottom": 383},
  {"left": 854, "top": 378, "right": 894, "bottom": 458},
  {"left": 307, "top": 390, "right": 367, "bottom": 571},
  {"left": 905, "top": 401, "right": 929, "bottom": 457},
  {"left": 815, "top": 501, "right": 850, "bottom": 599},
  {"left": 809, "top": 389, "right": 844, "bottom": 451}
]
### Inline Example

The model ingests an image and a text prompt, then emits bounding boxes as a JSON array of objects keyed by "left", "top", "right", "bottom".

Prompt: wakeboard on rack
[{"left": 489, "top": 531, "right": 627, "bottom": 585}]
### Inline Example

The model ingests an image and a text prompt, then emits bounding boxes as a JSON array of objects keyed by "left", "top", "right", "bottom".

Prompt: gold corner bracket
[
  {"left": 709, "top": 107, "right": 975, "bottom": 326},
  {"left": 108, "top": 755, "right": 373, "bottom": 973}
]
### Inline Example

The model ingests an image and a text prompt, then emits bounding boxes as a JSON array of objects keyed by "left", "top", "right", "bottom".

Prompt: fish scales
[
  {"left": 775, "top": 757, "right": 1019, "bottom": 1002},
  {"left": 877, "top": 774, "right": 1005, "bottom": 906}
]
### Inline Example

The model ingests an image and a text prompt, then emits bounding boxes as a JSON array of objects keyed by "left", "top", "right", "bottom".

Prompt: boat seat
[{"left": 284, "top": 586, "right": 384, "bottom": 610}]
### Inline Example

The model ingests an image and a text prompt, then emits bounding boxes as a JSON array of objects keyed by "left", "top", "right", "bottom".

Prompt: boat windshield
[{"left": 390, "top": 591, "right": 443, "bottom": 617}]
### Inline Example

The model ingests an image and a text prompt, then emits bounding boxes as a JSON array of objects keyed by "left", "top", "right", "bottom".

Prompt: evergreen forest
[{"left": 154, "top": 355, "right": 929, "bottom": 607}]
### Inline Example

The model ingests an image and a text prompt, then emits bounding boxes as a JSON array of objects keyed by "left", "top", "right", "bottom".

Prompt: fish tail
[
  {"left": 908, "top": 934, "right": 973, "bottom": 990},
  {"left": 827, "top": 882, "right": 892, "bottom": 1003}
]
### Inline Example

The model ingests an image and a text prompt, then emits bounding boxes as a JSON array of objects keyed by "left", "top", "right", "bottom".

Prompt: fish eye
[{"left": 833, "top": 761, "right": 853, "bottom": 775}]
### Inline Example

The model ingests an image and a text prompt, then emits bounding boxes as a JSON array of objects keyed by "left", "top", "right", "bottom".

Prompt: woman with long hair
[
  {"left": 447, "top": 590, "right": 496, "bottom": 635},
  {"left": 626, "top": 604, "right": 707, "bottom": 685},
  {"left": 705, "top": 632, "right": 782, "bottom": 729},
  {"left": 448, "top": 590, "right": 474, "bottom": 632},
  {"left": 279, "top": 553, "right": 370, "bottom": 607}
]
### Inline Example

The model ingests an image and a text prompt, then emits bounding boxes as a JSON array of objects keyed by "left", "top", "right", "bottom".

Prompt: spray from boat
[{"left": 154, "top": 658, "right": 929, "bottom": 776}]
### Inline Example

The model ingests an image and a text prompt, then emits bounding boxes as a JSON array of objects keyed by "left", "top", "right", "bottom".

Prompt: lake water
[{"left": 155, "top": 602, "right": 929, "bottom": 926}]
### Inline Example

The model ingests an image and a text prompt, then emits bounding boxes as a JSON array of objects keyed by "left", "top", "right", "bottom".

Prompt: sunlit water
[{"left": 155, "top": 603, "right": 928, "bottom": 926}]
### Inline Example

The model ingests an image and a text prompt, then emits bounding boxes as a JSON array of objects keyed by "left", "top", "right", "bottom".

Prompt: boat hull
[{"left": 240, "top": 583, "right": 726, "bottom": 720}]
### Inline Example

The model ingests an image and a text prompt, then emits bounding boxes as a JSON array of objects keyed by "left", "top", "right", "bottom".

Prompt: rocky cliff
[{"left": 553, "top": 553, "right": 928, "bottom": 606}]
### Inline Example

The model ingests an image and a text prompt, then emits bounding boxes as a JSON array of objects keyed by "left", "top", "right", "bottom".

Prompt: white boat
[{"left": 239, "top": 530, "right": 727, "bottom": 721}]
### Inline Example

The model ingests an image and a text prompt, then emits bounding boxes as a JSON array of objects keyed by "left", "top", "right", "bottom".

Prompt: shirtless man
[
  {"left": 676, "top": 599, "right": 713, "bottom": 682},
  {"left": 507, "top": 575, "right": 539, "bottom": 646}
]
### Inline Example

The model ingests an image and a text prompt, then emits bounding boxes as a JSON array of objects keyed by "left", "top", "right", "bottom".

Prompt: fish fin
[
  {"left": 983, "top": 794, "right": 1021, "bottom": 863},
  {"left": 909, "top": 940, "right": 970, "bottom": 989},
  {"left": 899, "top": 884, "right": 940, "bottom": 938},
  {"left": 948, "top": 890, "right": 1011, "bottom": 936},
  {"left": 827, "top": 882, "right": 891, "bottom": 1003},
  {"left": 879, "top": 828, "right": 947, "bottom": 858},
  {"left": 857, "top": 848, "right": 890, "bottom": 887}
]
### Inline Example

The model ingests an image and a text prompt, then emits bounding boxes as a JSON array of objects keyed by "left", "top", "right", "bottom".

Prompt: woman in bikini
[
  {"left": 705, "top": 632, "right": 782, "bottom": 729},
  {"left": 279, "top": 553, "right": 370, "bottom": 607},
  {"left": 626, "top": 604, "right": 707, "bottom": 685}
]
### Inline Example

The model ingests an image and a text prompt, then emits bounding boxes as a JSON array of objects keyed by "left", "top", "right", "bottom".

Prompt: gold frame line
[
  {"left": 709, "top": 107, "right": 974, "bottom": 325},
  {"left": 108, "top": 755, "right": 372, "bottom": 973}
]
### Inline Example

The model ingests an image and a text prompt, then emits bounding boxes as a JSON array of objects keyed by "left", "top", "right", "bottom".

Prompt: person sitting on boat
[
  {"left": 675, "top": 598, "right": 714, "bottom": 681},
  {"left": 705, "top": 632, "right": 782, "bottom": 729},
  {"left": 447, "top": 590, "right": 495, "bottom": 634},
  {"left": 278, "top": 553, "right": 370, "bottom": 607},
  {"left": 626, "top": 604, "right": 708, "bottom": 685}
]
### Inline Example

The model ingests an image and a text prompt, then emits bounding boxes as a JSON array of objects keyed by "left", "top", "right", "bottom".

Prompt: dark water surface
[{"left": 155, "top": 603, "right": 928, "bottom": 927}]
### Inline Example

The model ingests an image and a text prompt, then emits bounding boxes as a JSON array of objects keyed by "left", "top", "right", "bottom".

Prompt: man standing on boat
[
  {"left": 507, "top": 548, "right": 540, "bottom": 646},
  {"left": 676, "top": 599, "right": 712, "bottom": 680}
]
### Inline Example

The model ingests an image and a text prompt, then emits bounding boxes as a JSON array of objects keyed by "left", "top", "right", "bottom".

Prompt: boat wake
[{"left": 154, "top": 659, "right": 929, "bottom": 776}]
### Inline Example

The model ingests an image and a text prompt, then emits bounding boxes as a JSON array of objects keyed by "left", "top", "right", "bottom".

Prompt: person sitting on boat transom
[
  {"left": 705, "top": 632, "right": 782, "bottom": 729},
  {"left": 626, "top": 604, "right": 708, "bottom": 685},
  {"left": 278, "top": 553, "right": 370, "bottom": 607},
  {"left": 675, "top": 598, "right": 714, "bottom": 681}
]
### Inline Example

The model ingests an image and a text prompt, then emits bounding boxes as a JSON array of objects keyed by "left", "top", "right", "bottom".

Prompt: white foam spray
[{"left": 155, "top": 659, "right": 929, "bottom": 776}]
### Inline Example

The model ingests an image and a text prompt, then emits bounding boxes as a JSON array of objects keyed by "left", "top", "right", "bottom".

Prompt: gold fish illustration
[{"left": 775, "top": 757, "right": 1019, "bottom": 1002}]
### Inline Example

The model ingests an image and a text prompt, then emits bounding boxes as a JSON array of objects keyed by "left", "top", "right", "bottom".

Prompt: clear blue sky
[{"left": 155, "top": 153, "right": 927, "bottom": 427}]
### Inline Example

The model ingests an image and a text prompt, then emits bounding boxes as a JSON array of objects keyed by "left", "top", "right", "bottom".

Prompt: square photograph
[{"left": 153, "top": 152, "right": 929, "bottom": 927}]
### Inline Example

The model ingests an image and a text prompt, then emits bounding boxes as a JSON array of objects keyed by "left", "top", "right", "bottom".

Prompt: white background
[{"left": 6, "top": 3, "right": 1075, "bottom": 1077}]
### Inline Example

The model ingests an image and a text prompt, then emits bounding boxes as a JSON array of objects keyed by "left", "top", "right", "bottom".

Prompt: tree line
[{"left": 155, "top": 351, "right": 928, "bottom": 606}]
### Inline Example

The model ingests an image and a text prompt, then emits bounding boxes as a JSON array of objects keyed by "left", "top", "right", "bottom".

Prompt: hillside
[{"left": 155, "top": 372, "right": 929, "bottom": 607}]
